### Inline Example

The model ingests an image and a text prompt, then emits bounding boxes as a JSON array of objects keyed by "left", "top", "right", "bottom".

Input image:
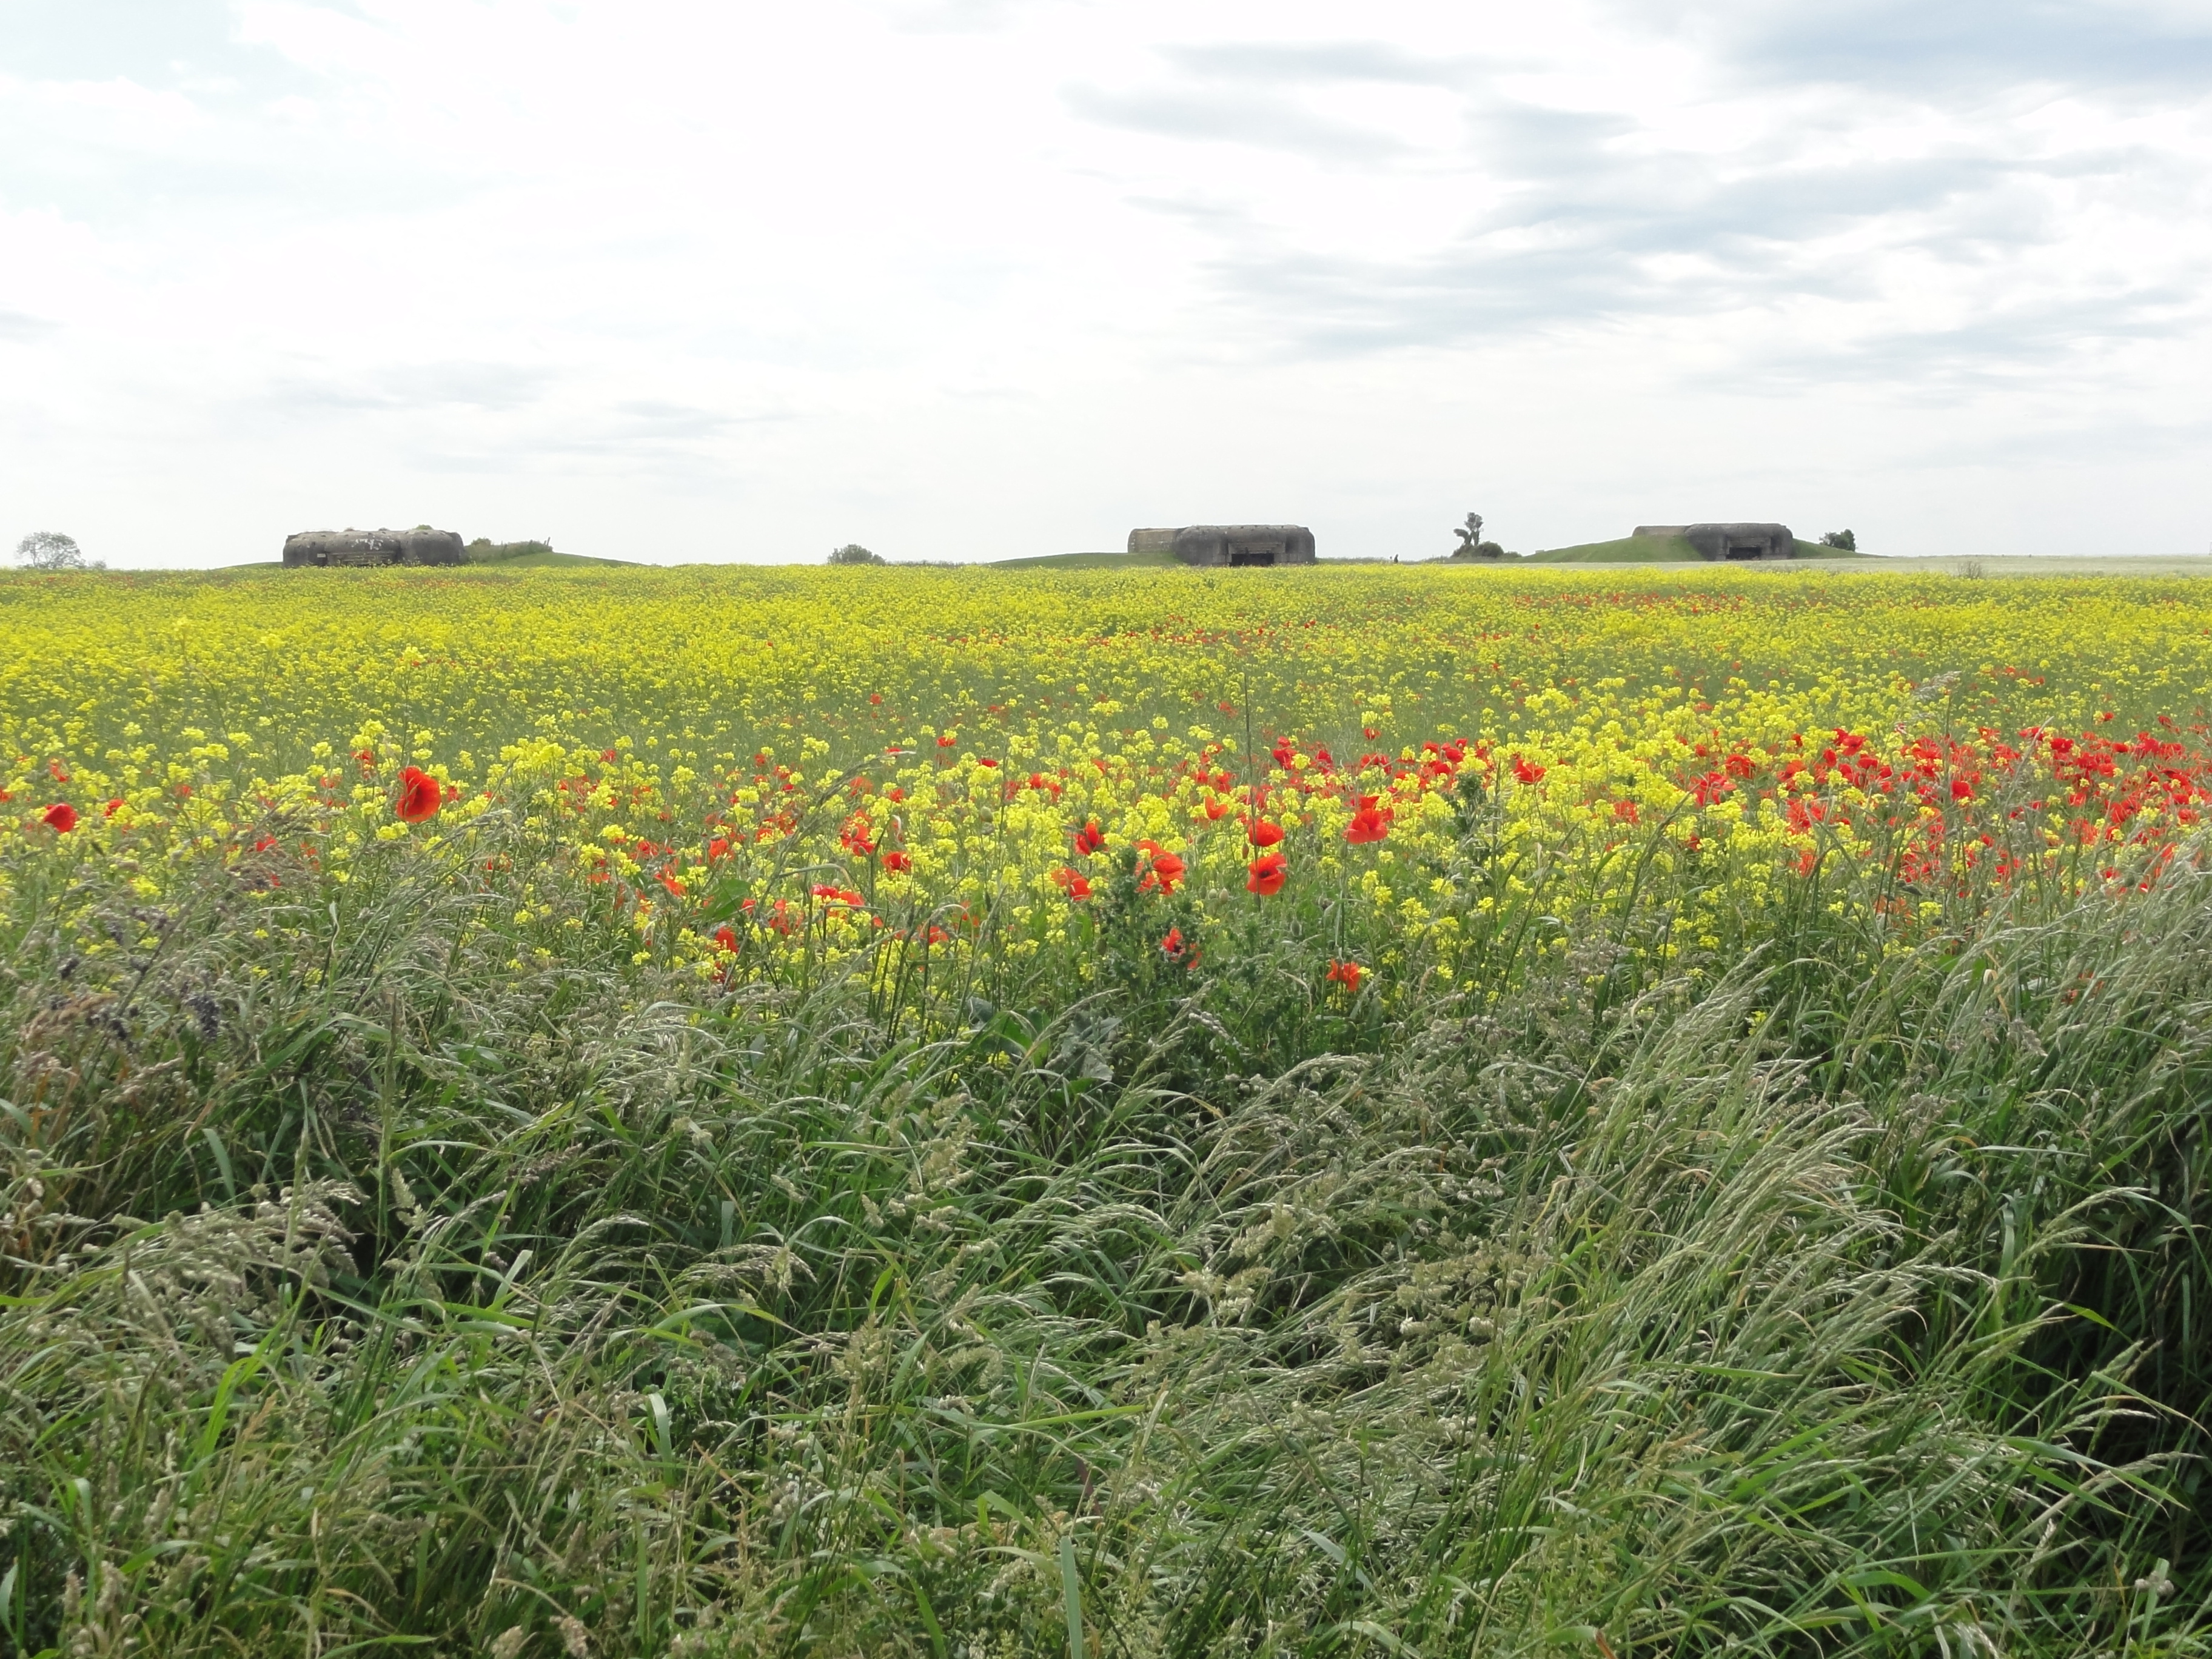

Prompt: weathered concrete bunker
[
  {"left": 283, "top": 527, "right": 465, "bottom": 568},
  {"left": 1634, "top": 523, "right": 1798, "bottom": 561},
  {"left": 1128, "top": 525, "right": 1316, "bottom": 566}
]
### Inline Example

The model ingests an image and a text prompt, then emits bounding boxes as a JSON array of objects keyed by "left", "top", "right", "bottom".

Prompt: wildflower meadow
[{"left": 3, "top": 562, "right": 2209, "bottom": 1657}]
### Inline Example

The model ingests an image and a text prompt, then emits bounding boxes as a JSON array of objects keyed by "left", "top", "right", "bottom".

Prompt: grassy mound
[
  {"left": 990, "top": 547, "right": 1184, "bottom": 569},
  {"left": 477, "top": 548, "right": 632, "bottom": 568},
  {"left": 1526, "top": 534, "right": 1704, "bottom": 562}
]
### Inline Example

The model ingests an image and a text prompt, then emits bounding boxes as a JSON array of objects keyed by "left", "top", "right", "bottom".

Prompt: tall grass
[{"left": 2, "top": 797, "right": 2207, "bottom": 1657}]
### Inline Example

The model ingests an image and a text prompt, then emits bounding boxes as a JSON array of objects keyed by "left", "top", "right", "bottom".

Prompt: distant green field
[
  {"left": 1524, "top": 534, "right": 1702, "bottom": 563},
  {"left": 476, "top": 549, "right": 631, "bottom": 569},
  {"left": 990, "top": 547, "right": 1182, "bottom": 569}
]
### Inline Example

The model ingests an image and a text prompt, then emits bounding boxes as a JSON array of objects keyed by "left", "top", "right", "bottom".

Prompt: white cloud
[{"left": 1, "top": 0, "right": 2208, "bottom": 566}]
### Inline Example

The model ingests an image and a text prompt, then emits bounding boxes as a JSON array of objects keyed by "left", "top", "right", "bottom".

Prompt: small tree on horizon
[
  {"left": 828, "top": 543, "right": 885, "bottom": 565},
  {"left": 1820, "top": 529, "right": 1857, "bottom": 551},
  {"left": 15, "top": 530, "right": 94, "bottom": 571}
]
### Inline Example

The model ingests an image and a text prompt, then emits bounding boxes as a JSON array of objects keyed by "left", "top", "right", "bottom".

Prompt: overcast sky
[{"left": 3, "top": 0, "right": 2210, "bottom": 566}]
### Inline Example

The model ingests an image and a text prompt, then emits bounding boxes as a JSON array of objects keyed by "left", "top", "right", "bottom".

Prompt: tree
[
  {"left": 828, "top": 544, "right": 884, "bottom": 565},
  {"left": 1819, "top": 529, "right": 1857, "bottom": 552},
  {"left": 1450, "top": 513, "right": 1504, "bottom": 560},
  {"left": 15, "top": 530, "right": 93, "bottom": 571}
]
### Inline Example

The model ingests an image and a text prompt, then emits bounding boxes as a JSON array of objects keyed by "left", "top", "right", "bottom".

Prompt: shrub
[{"left": 828, "top": 543, "right": 885, "bottom": 565}]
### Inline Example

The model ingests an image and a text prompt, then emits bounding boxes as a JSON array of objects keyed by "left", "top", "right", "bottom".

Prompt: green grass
[
  {"left": 990, "top": 548, "right": 1184, "bottom": 569},
  {"left": 4, "top": 786, "right": 2208, "bottom": 1656},
  {"left": 474, "top": 548, "right": 632, "bottom": 568},
  {"left": 1524, "top": 533, "right": 1705, "bottom": 562}
]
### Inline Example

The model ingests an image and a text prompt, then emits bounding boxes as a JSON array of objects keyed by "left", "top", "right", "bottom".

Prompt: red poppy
[
  {"left": 712, "top": 925, "right": 739, "bottom": 953},
  {"left": 1512, "top": 755, "right": 1546, "bottom": 785},
  {"left": 1160, "top": 926, "right": 1186, "bottom": 957},
  {"left": 883, "top": 850, "right": 913, "bottom": 874},
  {"left": 1246, "top": 850, "right": 1288, "bottom": 896},
  {"left": 708, "top": 836, "right": 731, "bottom": 860},
  {"left": 937, "top": 733, "right": 958, "bottom": 748},
  {"left": 1204, "top": 797, "right": 1232, "bottom": 821},
  {"left": 1247, "top": 819, "right": 1284, "bottom": 848},
  {"left": 1073, "top": 820, "right": 1106, "bottom": 856},
  {"left": 41, "top": 802, "right": 76, "bottom": 833},
  {"left": 395, "top": 766, "right": 441, "bottom": 823},
  {"left": 1344, "top": 797, "right": 1390, "bottom": 845},
  {"left": 1951, "top": 777, "right": 1974, "bottom": 802},
  {"left": 1053, "top": 867, "right": 1093, "bottom": 900},
  {"left": 1138, "top": 842, "right": 1185, "bottom": 894},
  {"left": 1326, "top": 959, "right": 1362, "bottom": 992}
]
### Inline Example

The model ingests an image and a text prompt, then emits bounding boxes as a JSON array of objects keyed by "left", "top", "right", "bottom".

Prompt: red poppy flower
[
  {"left": 1073, "top": 820, "right": 1106, "bottom": 856},
  {"left": 1246, "top": 850, "right": 1288, "bottom": 896},
  {"left": 1139, "top": 842, "right": 1185, "bottom": 894},
  {"left": 1204, "top": 797, "right": 1233, "bottom": 821},
  {"left": 937, "top": 733, "right": 958, "bottom": 748},
  {"left": 1247, "top": 819, "right": 1284, "bottom": 848},
  {"left": 1344, "top": 797, "right": 1390, "bottom": 845},
  {"left": 395, "top": 766, "right": 441, "bottom": 823},
  {"left": 1160, "top": 926, "right": 1185, "bottom": 957},
  {"left": 1053, "top": 867, "right": 1093, "bottom": 900},
  {"left": 1326, "top": 959, "right": 1362, "bottom": 992},
  {"left": 41, "top": 802, "right": 77, "bottom": 833},
  {"left": 712, "top": 925, "right": 739, "bottom": 953},
  {"left": 883, "top": 850, "right": 913, "bottom": 873},
  {"left": 1951, "top": 777, "right": 1974, "bottom": 802},
  {"left": 1512, "top": 755, "right": 1546, "bottom": 785}
]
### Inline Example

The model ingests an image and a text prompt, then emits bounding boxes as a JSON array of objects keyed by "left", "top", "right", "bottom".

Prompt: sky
[{"left": 2, "top": 0, "right": 2210, "bottom": 567}]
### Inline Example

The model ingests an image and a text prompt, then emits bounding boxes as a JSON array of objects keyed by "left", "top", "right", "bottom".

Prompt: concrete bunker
[
  {"left": 283, "top": 526, "right": 465, "bottom": 568},
  {"left": 1634, "top": 523, "right": 1798, "bottom": 561},
  {"left": 1128, "top": 525, "right": 1317, "bottom": 567}
]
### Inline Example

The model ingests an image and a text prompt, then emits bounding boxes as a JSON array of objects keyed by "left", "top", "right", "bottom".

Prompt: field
[{"left": 3, "top": 562, "right": 2210, "bottom": 1658}]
